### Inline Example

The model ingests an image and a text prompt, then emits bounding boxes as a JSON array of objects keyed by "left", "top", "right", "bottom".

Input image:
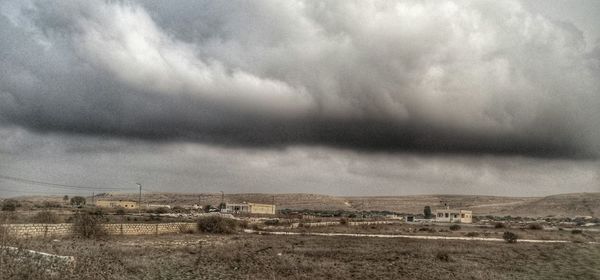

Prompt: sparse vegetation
[
  {"left": 494, "top": 222, "right": 506, "bottom": 228},
  {"left": 435, "top": 251, "right": 450, "bottom": 262},
  {"left": 449, "top": 224, "right": 461, "bottom": 231},
  {"left": 2, "top": 234, "right": 599, "bottom": 280},
  {"left": 31, "top": 210, "right": 61, "bottom": 223},
  {"left": 572, "top": 229, "right": 583, "bottom": 234},
  {"left": 197, "top": 216, "right": 242, "bottom": 234},
  {"left": 503, "top": 231, "right": 519, "bottom": 243},
  {"left": 424, "top": 206, "right": 432, "bottom": 219},
  {"left": 69, "top": 196, "right": 86, "bottom": 207},
  {"left": 1, "top": 199, "right": 19, "bottom": 211},
  {"left": 527, "top": 223, "right": 543, "bottom": 230},
  {"left": 72, "top": 210, "right": 106, "bottom": 238}
]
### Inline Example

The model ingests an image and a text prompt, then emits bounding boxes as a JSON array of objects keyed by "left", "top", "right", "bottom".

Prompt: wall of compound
[{"left": 0, "top": 222, "right": 196, "bottom": 238}]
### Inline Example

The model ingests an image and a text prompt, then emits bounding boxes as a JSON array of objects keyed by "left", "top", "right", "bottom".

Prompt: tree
[
  {"left": 204, "top": 204, "right": 212, "bottom": 213},
  {"left": 1, "top": 199, "right": 18, "bottom": 211},
  {"left": 63, "top": 195, "right": 69, "bottom": 204},
  {"left": 70, "top": 196, "right": 86, "bottom": 207},
  {"left": 218, "top": 202, "right": 226, "bottom": 210},
  {"left": 424, "top": 206, "right": 432, "bottom": 219}
]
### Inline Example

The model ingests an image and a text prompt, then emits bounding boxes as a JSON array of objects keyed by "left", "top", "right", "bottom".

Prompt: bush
[
  {"left": 494, "top": 222, "right": 506, "bottom": 229},
  {"left": 449, "top": 224, "right": 461, "bottom": 231},
  {"left": 418, "top": 227, "right": 435, "bottom": 233},
  {"left": 527, "top": 224, "right": 543, "bottom": 230},
  {"left": 264, "top": 219, "right": 280, "bottom": 226},
  {"left": 197, "top": 216, "right": 241, "bottom": 234},
  {"left": 571, "top": 229, "right": 583, "bottom": 234},
  {"left": 503, "top": 231, "right": 518, "bottom": 243},
  {"left": 339, "top": 217, "right": 348, "bottom": 225},
  {"left": 436, "top": 251, "right": 450, "bottom": 262},
  {"left": 72, "top": 210, "right": 106, "bottom": 238},
  {"left": 1, "top": 199, "right": 19, "bottom": 211},
  {"left": 153, "top": 207, "right": 170, "bottom": 214},
  {"left": 465, "top": 232, "right": 479, "bottom": 237},
  {"left": 31, "top": 210, "right": 61, "bottom": 223}
]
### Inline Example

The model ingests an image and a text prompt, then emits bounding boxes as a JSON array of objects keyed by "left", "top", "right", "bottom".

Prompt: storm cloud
[{"left": 1, "top": 0, "right": 599, "bottom": 158}]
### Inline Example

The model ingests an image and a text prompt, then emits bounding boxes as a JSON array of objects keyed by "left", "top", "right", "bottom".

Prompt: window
[
  {"left": 445, "top": 213, "right": 449, "bottom": 218},
  {"left": 461, "top": 214, "right": 465, "bottom": 218}
]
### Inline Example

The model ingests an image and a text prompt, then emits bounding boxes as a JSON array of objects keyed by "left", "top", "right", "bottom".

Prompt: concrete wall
[{"left": 0, "top": 222, "right": 196, "bottom": 239}]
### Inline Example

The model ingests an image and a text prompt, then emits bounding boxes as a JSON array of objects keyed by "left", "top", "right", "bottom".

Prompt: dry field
[
  {"left": 19, "top": 191, "right": 598, "bottom": 217},
  {"left": 2, "top": 231, "right": 599, "bottom": 280},
  {"left": 267, "top": 223, "right": 600, "bottom": 243}
]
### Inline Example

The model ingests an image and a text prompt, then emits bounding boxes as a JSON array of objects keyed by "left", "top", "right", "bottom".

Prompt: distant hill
[{"left": 6, "top": 192, "right": 599, "bottom": 218}]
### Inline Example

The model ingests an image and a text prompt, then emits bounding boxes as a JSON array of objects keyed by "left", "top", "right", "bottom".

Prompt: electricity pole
[
  {"left": 220, "top": 191, "right": 224, "bottom": 210},
  {"left": 137, "top": 183, "right": 142, "bottom": 214}
]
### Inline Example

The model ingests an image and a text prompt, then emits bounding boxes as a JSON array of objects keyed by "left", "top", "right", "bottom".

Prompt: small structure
[
  {"left": 223, "top": 202, "right": 276, "bottom": 215},
  {"left": 146, "top": 204, "right": 171, "bottom": 210},
  {"left": 95, "top": 200, "right": 138, "bottom": 209},
  {"left": 434, "top": 209, "right": 472, "bottom": 223}
]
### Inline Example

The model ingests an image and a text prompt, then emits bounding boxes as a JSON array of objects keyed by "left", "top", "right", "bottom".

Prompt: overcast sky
[{"left": 1, "top": 0, "right": 599, "bottom": 197}]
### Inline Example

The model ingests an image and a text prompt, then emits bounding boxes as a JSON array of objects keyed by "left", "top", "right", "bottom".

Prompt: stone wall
[{"left": 0, "top": 222, "right": 196, "bottom": 238}]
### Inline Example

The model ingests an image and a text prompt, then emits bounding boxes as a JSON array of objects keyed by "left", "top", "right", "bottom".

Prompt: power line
[{"left": 0, "top": 174, "right": 130, "bottom": 191}]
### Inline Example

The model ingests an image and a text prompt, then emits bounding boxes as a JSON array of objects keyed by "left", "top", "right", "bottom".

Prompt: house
[
  {"left": 95, "top": 200, "right": 138, "bottom": 209},
  {"left": 223, "top": 202, "right": 276, "bottom": 215},
  {"left": 434, "top": 209, "right": 472, "bottom": 223}
]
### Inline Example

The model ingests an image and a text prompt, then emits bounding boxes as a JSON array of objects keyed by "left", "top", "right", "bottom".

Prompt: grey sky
[{"left": 0, "top": 0, "right": 599, "bottom": 197}]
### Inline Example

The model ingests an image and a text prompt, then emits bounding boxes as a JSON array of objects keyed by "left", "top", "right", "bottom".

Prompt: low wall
[
  {"left": 287, "top": 220, "right": 397, "bottom": 229},
  {"left": 0, "top": 222, "right": 196, "bottom": 238}
]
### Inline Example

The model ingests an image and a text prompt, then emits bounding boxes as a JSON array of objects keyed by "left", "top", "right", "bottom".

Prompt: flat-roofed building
[
  {"left": 224, "top": 203, "right": 276, "bottom": 215},
  {"left": 96, "top": 200, "right": 138, "bottom": 209},
  {"left": 434, "top": 209, "right": 472, "bottom": 223}
]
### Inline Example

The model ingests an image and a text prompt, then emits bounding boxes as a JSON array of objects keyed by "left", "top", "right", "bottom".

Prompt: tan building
[
  {"left": 433, "top": 209, "right": 472, "bottom": 223},
  {"left": 224, "top": 203, "right": 276, "bottom": 215},
  {"left": 96, "top": 200, "right": 139, "bottom": 209}
]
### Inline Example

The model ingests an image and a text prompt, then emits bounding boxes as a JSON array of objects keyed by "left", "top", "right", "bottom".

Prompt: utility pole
[
  {"left": 220, "top": 191, "right": 224, "bottom": 210},
  {"left": 137, "top": 183, "right": 142, "bottom": 215},
  {"left": 92, "top": 192, "right": 95, "bottom": 205}
]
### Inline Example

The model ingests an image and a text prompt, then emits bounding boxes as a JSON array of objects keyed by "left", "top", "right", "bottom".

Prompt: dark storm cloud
[{"left": 0, "top": 0, "right": 599, "bottom": 158}]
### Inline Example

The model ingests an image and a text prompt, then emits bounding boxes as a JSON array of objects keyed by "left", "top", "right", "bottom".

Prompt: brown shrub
[
  {"left": 72, "top": 210, "right": 106, "bottom": 238},
  {"left": 449, "top": 224, "right": 461, "bottom": 231},
  {"left": 465, "top": 232, "right": 479, "bottom": 237},
  {"left": 436, "top": 251, "right": 451, "bottom": 262},
  {"left": 494, "top": 222, "right": 506, "bottom": 229},
  {"left": 197, "top": 216, "right": 241, "bottom": 234},
  {"left": 527, "top": 224, "right": 543, "bottom": 230},
  {"left": 31, "top": 211, "right": 62, "bottom": 224},
  {"left": 503, "top": 231, "right": 518, "bottom": 243}
]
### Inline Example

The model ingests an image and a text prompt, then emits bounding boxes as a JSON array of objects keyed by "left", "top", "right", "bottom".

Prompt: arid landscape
[
  {"left": 15, "top": 191, "right": 600, "bottom": 217},
  {"left": 2, "top": 222, "right": 599, "bottom": 280},
  {"left": 2, "top": 0, "right": 600, "bottom": 279},
  {"left": 2, "top": 191, "right": 600, "bottom": 279}
]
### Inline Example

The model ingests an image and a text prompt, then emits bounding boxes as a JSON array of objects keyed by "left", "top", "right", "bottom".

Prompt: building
[
  {"left": 433, "top": 209, "right": 472, "bottom": 223},
  {"left": 223, "top": 202, "right": 276, "bottom": 215},
  {"left": 95, "top": 200, "right": 138, "bottom": 209},
  {"left": 146, "top": 204, "right": 171, "bottom": 209}
]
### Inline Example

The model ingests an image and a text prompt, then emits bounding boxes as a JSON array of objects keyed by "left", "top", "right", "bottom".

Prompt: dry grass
[{"left": 0, "top": 233, "right": 599, "bottom": 280}]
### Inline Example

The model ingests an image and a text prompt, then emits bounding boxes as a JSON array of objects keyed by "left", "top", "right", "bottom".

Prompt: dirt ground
[
  {"left": 266, "top": 222, "right": 600, "bottom": 243},
  {"left": 2, "top": 232, "right": 599, "bottom": 280}
]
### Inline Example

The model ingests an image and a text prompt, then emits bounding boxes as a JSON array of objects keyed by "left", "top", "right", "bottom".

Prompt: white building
[
  {"left": 223, "top": 202, "right": 276, "bottom": 215},
  {"left": 434, "top": 209, "right": 472, "bottom": 223}
]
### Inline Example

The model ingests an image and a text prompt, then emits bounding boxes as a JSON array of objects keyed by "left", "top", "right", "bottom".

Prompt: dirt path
[{"left": 244, "top": 229, "right": 599, "bottom": 244}]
